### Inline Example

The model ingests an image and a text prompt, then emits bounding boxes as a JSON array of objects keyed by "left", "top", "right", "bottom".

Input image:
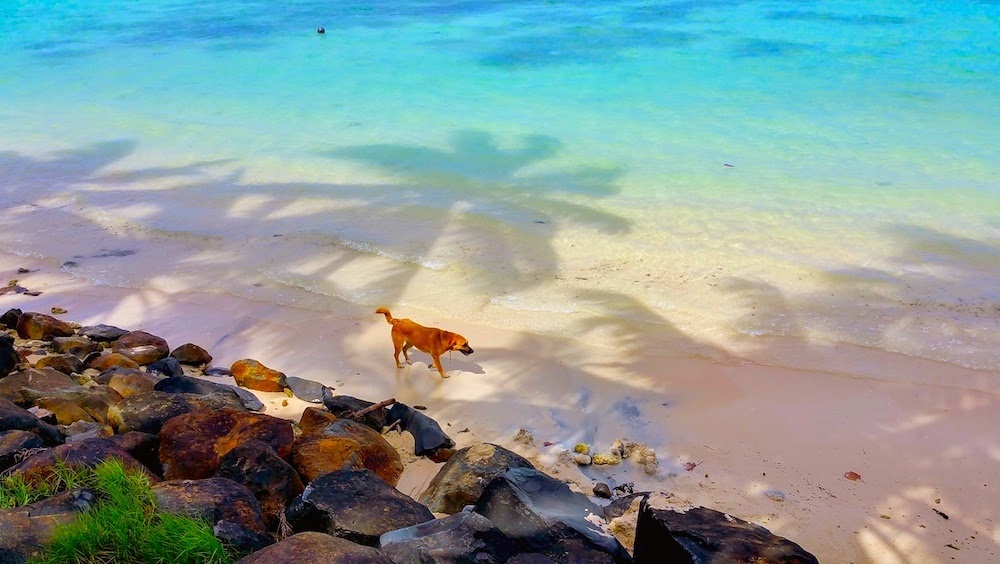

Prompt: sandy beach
[{"left": 3, "top": 252, "right": 997, "bottom": 563}]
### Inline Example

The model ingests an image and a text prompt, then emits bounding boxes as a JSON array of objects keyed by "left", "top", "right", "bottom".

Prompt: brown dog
[{"left": 375, "top": 308, "right": 473, "bottom": 378}]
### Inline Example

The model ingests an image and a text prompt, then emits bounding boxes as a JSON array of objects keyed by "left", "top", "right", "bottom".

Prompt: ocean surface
[{"left": 1, "top": 1, "right": 998, "bottom": 370}]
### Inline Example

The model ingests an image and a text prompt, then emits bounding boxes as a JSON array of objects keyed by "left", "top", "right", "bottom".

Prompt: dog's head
[{"left": 449, "top": 334, "right": 474, "bottom": 356}]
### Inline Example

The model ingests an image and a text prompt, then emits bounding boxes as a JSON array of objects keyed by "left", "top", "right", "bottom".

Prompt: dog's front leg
[{"left": 431, "top": 354, "right": 449, "bottom": 378}]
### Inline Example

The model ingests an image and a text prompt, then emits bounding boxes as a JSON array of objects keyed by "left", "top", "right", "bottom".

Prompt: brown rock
[
  {"left": 107, "top": 371, "right": 159, "bottom": 398},
  {"left": 33, "top": 397, "right": 95, "bottom": 425},
  {"left": 0, "top": 367, "right": 84, "bottom": 406},
  {"left": 217, "top": 441, "right": 304, "bottom": 531},
  {"left": 290, "top": 419, "right": 403, "bottom": 486},
  {"left": 0, "top": 397, "right": 61, "bottom": 445},
  {"left": 93, "top": 365, "right": 145, "bottom": 385},
  {"left": 152, "top": 477, "right": 266, "bottom": 536},
  {"left": 5, "top": 438, "right": 158, "bottom": 486},
  {"left": 0, "top": 429, "right": 45, "bottom": 472},
  {"left": 235, "top": 532, "right": 391, "bottom": 564},
  {"left": 170, "top": 343, "right": 213, "bottom": 365},
  {"left": 111, "top": 331, "right": 169, "bottom": 365},
  {"left": 158, "top": 408, "right": 294, "bottom": 480},
  {"left": 0, "top": 488, "right": 95, "bottom": 561},
  {"left": 107, "top": 390, "right": 246, "bottom": 434},
  {"left": 15, "top": 312, "right": 75, "bottom": 341},
  {"left": 86, "top": 352, "right": 140, "bottom": 371},
  {"left": 26, "top": 385, "right": 121, "bottom": 425},
  {"left": 51, "top": 336, "right": 101, "bottom": 358},
  {"left": 298, "top": 406, "right": 338, "bottom": 432},
  {"left": 34, "top": 353, "right": 84, "bottom": 375},
  {"left": 231, "top": 359, "right": 288, "bottom": 393},
  {"left": 107, "top": 431, "right": 161, "bottom": 477},
  {"left": 63, "top": 421, "right": 114, "bottom": 443},
  {"left": 419, "top": 443, "right": 535, "bottom": 514}
]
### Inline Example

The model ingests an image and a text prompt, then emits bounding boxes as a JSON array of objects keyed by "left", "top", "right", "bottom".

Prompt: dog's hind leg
[
  {"left": 391, "top": 330, "right": 406, "bottom": 369},
  {"left": 402, "top": 343, "right": 414, "bottom": 365},
  {"left": 431, "top": 354, "right": 449, "bottom": 378}
]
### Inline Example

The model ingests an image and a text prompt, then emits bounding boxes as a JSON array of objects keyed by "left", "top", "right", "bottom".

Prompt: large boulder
[
  {"left": 322, "top": 391, "right": 387, "bottom": 431},
  {"left": 15, "top": 312, "right": 75, "bottom": 341},
  {"left": 0, "top": 488, "right": 95, "bottom": 562},
  {"left": 111, "top": 331, "right": 169, "bottom": 365},
  {"left": 51, "top": 336, "right": 101, "bottom": 358},
  {"left": 32, "top": 397, "right": 95, "bottom": 425},
  {"left": 290, "top": 419, "right": 403, "bottom": 486},
  {"left": 298, "top": 407, "right": 338, "bottom": 432},
  {"left": 420, "top": 443, "right": 534, "bottom": 514},
  {"left": 170, "top": 343, "right": 213, "bottom": 365},
  {"left": 0, "top": 367, "right": 84, "bottom": 406},
  {"left": 285, "top": 376, "right": 326, "bottom": 403},
  {"left": 34, "top": 353, "right": 84, "bottom": 376},
  {"left": 0, "top": 398, "right": 61, "bottom": 445},
  {"left": 473, "top": 467, "right": 631, "bottom": 563},
  {"left": 236, "top": 532, "right": 391, "bottom": 564},
  {"left": 1, "top": 335, "right": 19, "bottom": 377},
  {"left": 153, "top": 375, "right": 264, "bottom": 412},
  {"left": 152, "top": 477, "right": 268, "bottom": 548},
  {"left": 216, "top": 441, "right": 304, "bottom": 531},
  {"left": 0, "top": 430, "right": 45, "bottom": 472},
  {"left": 379, "top": 510, "right": 520, "bottom": 563},
  {"left": 158, "top": 408, "right": 293, "bottom": 480},
  {"left": 4, "top": 438, "right": 158, "bottom": 486},
  {"left": 107, "top": 390, "right": 245, "bottom": 434},
  {"left": 285, "top": 468, "right": 434, "bottom": 546},
  {"left": 231, "top": 359, "right": 287, "bottom": 392},
  {"left": 633, "top": 493, "right": 818, "bottom": 563},
  {"left": 386, "top": 402, "right": 454, "bottom": 457}
]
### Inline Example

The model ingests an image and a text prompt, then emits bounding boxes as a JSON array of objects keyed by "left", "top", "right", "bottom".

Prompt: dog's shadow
[{"left": 408, "top": 353, "right": 486, "bottom": 376}]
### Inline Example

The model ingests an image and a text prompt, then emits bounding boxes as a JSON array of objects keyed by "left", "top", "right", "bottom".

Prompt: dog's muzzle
[{"left": 459, "top": 345, "right": 474, "bottom": 356}]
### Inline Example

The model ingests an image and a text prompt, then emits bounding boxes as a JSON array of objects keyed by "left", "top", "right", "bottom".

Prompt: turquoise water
[{"left": 1, "top": 1, "right": 998, "bottom": 369}]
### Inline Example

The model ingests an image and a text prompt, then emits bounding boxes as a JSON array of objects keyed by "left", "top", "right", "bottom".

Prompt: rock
[
  {"left": 51, "top": 336, "right": 101, "bottom": 358},
  {"left": 321, "top": 391, "right": 387, "bottom": 431},
  {"left": 153, "top": 375, "right": 264, "bottom": 412},
  {"left": 0, "top": 398, "right": 61, "bottom": 445},
  {"left": 158, "top": 408, "right": 293, "bottom": 480},
  {"left": 594, "top": 483, "right": 613, "bottom": 499},
  {"left": 285, "top": 376, "right": 326, "bottom": 403},
  {"left": 77, "top": 324, "right": 129, "bottom": 342},
  {"left": 386, "top": 402, "right": 455, "bottom": 457},
  {"left": 603, "top": 493, "right": 652, "bottom": 521},
  {"left": 0, "top": 367, "right": 84, "bottom": 406},
  {"left": 107, "top": 390, "right": 245, "bottom": 434},
  {"left": 27, "top": 385, "right": 121, "bottom": 425},
  {"left": 94, "top": 366, "right": 146, "bottom": 385},
  {"left": 1, "top": 335, "right": 19, "bottom": 377},
  {"left": 0, "top": 488, "right": 95, "bottom": 561},
  {"left": 473, "top": 467, "right": 631, "bottom": 563},
  {"left": 107, "top": 370, "right": 160, "bottom": 398},
  {"left": 285, "top": 468, "right": 433, "bottom": 546},
  {"left": 5, "top": 438, "right": 158, "bottom": 486},
  {"left": 765, "top": 489, "right": 786, "bottom": 502},
  {"left": 236, "top": 532, "right": 391, "bottom": 564},
  {"left": 33, "top": 397, "right": 95, "bottom": 425},
  {"left": 145, "top": 357, "right": 184, "bottom": 378},
  {"left": 379, "top": 510, "right": 519, "bottom": 563},
  {"left": 15, "top": 312, "right": 75, "bottom": 341},
  {"left": 575, "top": 443, "right": 590, "bottom": 454},
  {"left": 574, "top": 453, "right": 593, "bottom": 465},
  {"left": 513, "top": 428, "right": 534, "bottom": 445},
  {"left": 633, "top": 492, "right": 818, "bottom": 563},
  {"left": 86, "top": 352, "right": 140, "bottom": 371},
  {"left": 231, "top": 359, "right": 288, "bottom": 393},
  {"left": 419, "top": 443, "right": 535, "bottom": 515},
  {"left": 204, "top": 367, "right": 232, "bottom": 378},
  {"left": 614, "top": 482, "right": 635, "bottom": 497},
  {"left": 216, "top": 441, "right": 304, "bottom": 531},
  {"left": 603, "top": 493, "right": 650, "bottom": 557},
  {"left": 592, "top": 452, "right": 623, "bottom": 465},
  {"left": 62, "top": 421, "right": 114, "bottom": 443},
  {"left": 153, "top": 477, "right": 267, "bottom": 540},
  {"left": 1, "top": 308, "right": 22, "bottom": 329},
  {"left": 0, "top": 430, "right": 44, "bottom": 472},
  {"left": 298, "top": 406, "right": 338, "bottom": 432},
  {"left": 107, "top": 431, "right": 162, "bottom": 477},
  {"left": 170, "top": 343, "right": 213, "bottom": 365},
  {"left": 213, "top": 519, "right": 272, "bottom": 553},
  {"left": 112, "top": 331, "right": 169, "bottom": 365},
  {"left": 34, "top": 353, "right": 84, "bottom": 376},
  {"left": 290, "top": 419, "right": 403, "bottom": 486}
]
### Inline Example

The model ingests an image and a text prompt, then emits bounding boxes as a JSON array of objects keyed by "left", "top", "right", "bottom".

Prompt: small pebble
[
  {"left": 574, "top": 443, "right": 590, "bottom": 454},
  {"left": 573, "top": 453, "right": 592, "bottom": 466},
  {"left": 764, "top": 490, "right": 785, "bottom": 502},
  {"left": 593, "top": 483, "right": 612, "bottom": 499}
]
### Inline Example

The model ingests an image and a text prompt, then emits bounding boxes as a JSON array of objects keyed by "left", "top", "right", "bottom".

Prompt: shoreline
[{"left": 2, "top": 252, "right": 998, "bottom": 562}]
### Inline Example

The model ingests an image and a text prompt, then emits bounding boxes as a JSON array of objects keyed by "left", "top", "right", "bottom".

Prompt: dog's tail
[{"left": 375, "top": 308, "right": 393, "bottom": 323}]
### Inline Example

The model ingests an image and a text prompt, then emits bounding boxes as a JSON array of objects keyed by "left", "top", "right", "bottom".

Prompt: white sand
[{"left": 2, "top": 253, "right": 998, "bottom": 563}]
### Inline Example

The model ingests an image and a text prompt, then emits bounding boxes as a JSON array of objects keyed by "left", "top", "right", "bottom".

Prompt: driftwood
[{"left": 346, "top": 397, "right": 396, "bottom": 420}]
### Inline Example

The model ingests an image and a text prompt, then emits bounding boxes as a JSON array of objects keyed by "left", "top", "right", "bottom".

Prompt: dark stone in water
[
  {"left": 285, "top": 376, "right": 326, "bottom": 404},
  {"left": 386, "top": 402, "right": 454, "bottom": 457},
  {"left": 153, "top": 375, "right": 264, "bottom": 412}
]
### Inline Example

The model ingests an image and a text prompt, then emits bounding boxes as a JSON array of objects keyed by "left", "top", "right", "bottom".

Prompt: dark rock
[
  {"left": 231, "top": 359, "right": 288, "bottom": 393},
  {"left": 170, "top": 343, "right": 213, "bottom": 365},
  {"left": 146, "top": 357, "right": 184, "bottom": 378},
  {"left": 633, "top": 492, "right": 818, "bottom": 563},
  {"left": 473, "top": 467, "right": 631, "bottom": 563},
  {"left": 85, "top": 352, "right": 140, "bottom": 371},
  {"left": 0, "top": 430, "right": 45, "bottom": 472},
  {"left": 236, "top": 531, "right": 391, "bottom": 564},
  {"left": 419, "top": 443, "right": 534, "bottom": 514},
  {"left": 603, "top": 493, "right": 651, "bottom": 521},
  {"left": 0, "top": 367, "right": 84, "bottom": 407},
  {"left": 107, "top": 390, "right": 245, "bottom": 434},
  {"left": 153, "top": 477, "right": 267, "bottom": 539},
  {"left": 386, "top": 402, "right": 454, "bottom": 457},
  {"left": 285, "top": 376, "right": 326, "bottom": 403},
  {"left": 62, "top": 420, "right": 113, "bottom": 443},
  {"left": 34, "top": 353, "right": 84, "bottom": 376},
  {"left": 5, "top": 438, "right": 158, "bottom": 486},
  {"left": 108, "top": 431, "right": 162, "bottom": 476},
  {"left": 217, "top": 441, "right": 304, "bottom": 531},
  {"left": 594, "top": 483, "right": 613, "bottom": 499},
  {"left": 15, "top": 312, "right": 75, "bottom": 341},
  {"left": 285, "top": 468, "right": 433, "bottom": 546},
  {"left": 614, "top": 482, "right": 635, "bottom": 497},
  {"left": 204, "top": 367, "right": 232, "bottom": 378},
  {"left": 112, "top": 331, "right": 169, "bottom": 365},
  {"left": 153, "top": 375, "right": 264, "bottom": 412},
  {"left": 290, "top": 419, "right": 403, "bottom": 486},
  {"left": 0, "top": 488, "right": 95, "bottom": 562},
  {"left": 158, "top": 408, "right": 293, "bottom": 480},
  {"left": 321, "top": 391, "right": 387, "bottom": 431},
  {"left": 1, "top": 335, "right": 19, "bottom": 377},
  {"left": 77, "top": 324, "right": 128, "bottom": 342},
  {"left": 0, "top": 397, "right": 61, "bottom": 444},
  {"left": 379, "top": 510, "right": 519, "bottom": 563},
  {"left": 51, "top": 336, "right": 101, "bottom": 358},
  {"left": 213, "top": 519, "right": 272, "bottom": 553},
  {"left": 1, "top": 308, "right": 22, "bottom": 330},
  {"left": 298, "top": 406, "right": 338, "bottom": 432}
]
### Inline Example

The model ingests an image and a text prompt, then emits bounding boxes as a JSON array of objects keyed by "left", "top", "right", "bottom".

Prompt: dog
[{"left": 375, "top": 308, "right": 473, "bottom": 378}]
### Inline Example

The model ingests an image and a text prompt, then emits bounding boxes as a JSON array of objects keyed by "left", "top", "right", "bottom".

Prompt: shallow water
[{"left": 1, "top": 1, "right": 998, "bottom": 369}]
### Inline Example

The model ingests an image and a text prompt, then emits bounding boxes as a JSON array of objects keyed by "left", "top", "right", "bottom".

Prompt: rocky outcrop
[
  {"left": 285, "top": 468, "right": 434, "bottom": 546},
  {"left": 216, "top": 441, "right": 304, "bottom": 530},
  {"left": 170, "top": 343, "right": 212, "bottom": 365},
  {"left": 290, "top": 419, "right": 403, "bottom": 486},
  {"left": 236, "top": 532, "right": 391, "bottom": 564},
  {"left": 231, "top": 359, "right": 287, "bottom": 393},
  {"left": 107, "top": 390, "right": 245, "bottom": 434},
  {"left": 15, "top": 312, "right": 75, "bottom": 341},
  {"left": 420, "top": 443, "right": 534, "bottom": 514},
  {"left": 111, "top": 331, "right": 169, "bottom": 365},
  {"left": 632, "top": 493, "right": 818, "bottom": 563}
]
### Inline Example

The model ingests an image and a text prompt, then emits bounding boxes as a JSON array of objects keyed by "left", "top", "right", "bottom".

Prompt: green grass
[{"left": 1, "top": 458, "right": 236, "bottom": 564}]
